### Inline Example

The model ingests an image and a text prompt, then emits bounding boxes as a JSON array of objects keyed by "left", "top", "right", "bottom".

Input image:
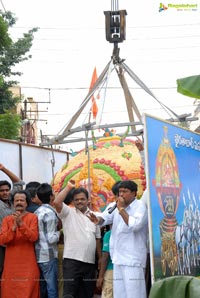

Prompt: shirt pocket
[{"left": 86, "top": 221, "right": 96, "bottom": 235}]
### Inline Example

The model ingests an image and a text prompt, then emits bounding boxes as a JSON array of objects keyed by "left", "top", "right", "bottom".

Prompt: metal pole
[
  {"left": 85, "top": 128, "right": 91, "bottom": 199},
  {"left": 50, "top": 145, "right": 55, "bottom": 180},
  {"left": 111, "top": 0, "right": 119, "bottom": 11}
]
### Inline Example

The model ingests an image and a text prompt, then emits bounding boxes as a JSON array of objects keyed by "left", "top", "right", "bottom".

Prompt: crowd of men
[{"left": 0, "top": 162, "right": 149, "bottom": 298}]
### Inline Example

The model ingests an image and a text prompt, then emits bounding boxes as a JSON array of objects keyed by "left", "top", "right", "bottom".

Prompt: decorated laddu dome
[{"left": 52, "top": 133, "right": 146, "bottom": 211}]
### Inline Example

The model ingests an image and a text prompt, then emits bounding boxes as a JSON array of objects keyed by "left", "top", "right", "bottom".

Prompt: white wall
[{"left": 0, "top": 139, "right": 69, "bottom": 185}]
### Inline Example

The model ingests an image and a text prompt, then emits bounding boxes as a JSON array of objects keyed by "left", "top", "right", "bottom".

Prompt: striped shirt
[
  {"left": 34, "top": 204, "right": 60, "bottom": 263},
  {"left": 0, "top": 200, "right": 13, "bottom": 226}
]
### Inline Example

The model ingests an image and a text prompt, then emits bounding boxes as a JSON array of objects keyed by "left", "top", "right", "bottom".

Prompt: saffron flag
[{"left": 89, "top": 67, "right": 99, "bottom": 119}]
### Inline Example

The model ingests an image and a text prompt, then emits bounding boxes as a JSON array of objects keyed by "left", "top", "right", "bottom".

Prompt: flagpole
[{"left": 83, "top": 122, "right": 95, "bottom": 200}]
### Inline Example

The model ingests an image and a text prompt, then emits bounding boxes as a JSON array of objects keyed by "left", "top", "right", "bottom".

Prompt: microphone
[{"left": 108, "top": 203, "right": 117, "bottom": 214}]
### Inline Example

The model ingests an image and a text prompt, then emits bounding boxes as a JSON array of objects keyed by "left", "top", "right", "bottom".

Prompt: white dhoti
[{"left": 113, "top": 264, "right": 146, "bottom": 298}]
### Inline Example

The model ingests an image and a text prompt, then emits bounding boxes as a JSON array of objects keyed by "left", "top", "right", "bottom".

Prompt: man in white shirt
[
  {"left": 89, "top": 180, "right": 148, "bottom": 298},
  {"left": 53, "top": 184, "right": 101, "bottom": 298}
]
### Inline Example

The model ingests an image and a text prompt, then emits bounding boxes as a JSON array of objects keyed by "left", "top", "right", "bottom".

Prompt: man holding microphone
[{"left": 89, "top": 180, "right": 148, "bottom": 298}]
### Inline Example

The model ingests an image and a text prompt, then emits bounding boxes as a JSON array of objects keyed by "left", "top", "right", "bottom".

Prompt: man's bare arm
[
  {"left": 53, "top": 180, "right": 75, "bottom": 213},
  {"left": 0, "top": 164, "right": 21, "bottom": 183},
  {"left": 96, "top": 238, "right": 102, "bottom": 270},
  {"left": 96, "top": 252, "right": 109, "bottom": 290}
]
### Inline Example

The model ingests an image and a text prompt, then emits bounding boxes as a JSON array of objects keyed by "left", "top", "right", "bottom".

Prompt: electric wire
[{"left": 0, "top": 0, "right": 6, "bottom": 12}]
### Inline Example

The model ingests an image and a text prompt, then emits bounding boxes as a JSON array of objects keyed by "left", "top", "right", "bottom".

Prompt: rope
[
  {"left": 98, "top": 60, "right": 115, "bottom": 125},
  {"left": 122, "top": 62, "right": 180, "bottom": 120}
]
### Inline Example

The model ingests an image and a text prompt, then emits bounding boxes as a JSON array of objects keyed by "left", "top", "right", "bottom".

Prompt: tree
[
  {"left": 0, "top": 10, "right": 38, "bottom": 140},
  {"left": 0, "top": 111, "right": 21, "bottom": 140}
]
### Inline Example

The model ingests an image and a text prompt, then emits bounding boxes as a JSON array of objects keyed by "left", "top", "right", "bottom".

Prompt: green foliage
[
  {"left": 177, "top": 75, "right": 200, "bottom": 100},
  {"left": 0, "top": 10, "right": 38, "bottom": 140},
  {"left": 0, "top": 11, "right": 12, "bottom": 50},
  {"left": 0, "top": 111, "right": 21, "bottom": 140},
  {"left": 0, "top": 10, "right": 38, "bottom": 78},
  {"left": 0, "top": 81, "right": 20, "bottom": 113}
]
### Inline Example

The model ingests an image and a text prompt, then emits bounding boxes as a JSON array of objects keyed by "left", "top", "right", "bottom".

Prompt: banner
[{"left": 144, "top": 114, "right": 200, "bottom": 282}]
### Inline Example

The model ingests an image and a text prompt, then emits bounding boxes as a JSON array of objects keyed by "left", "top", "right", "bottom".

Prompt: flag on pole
[{"left": 89, "top": 67, "right": 99, "bottom": 119}]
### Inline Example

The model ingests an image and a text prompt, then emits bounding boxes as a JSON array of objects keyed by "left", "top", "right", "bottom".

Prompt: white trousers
[{"left": 113, "top": 264, "right": 146, "bottom": 298}]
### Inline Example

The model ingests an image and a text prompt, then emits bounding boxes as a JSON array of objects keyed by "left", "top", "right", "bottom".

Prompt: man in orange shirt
[{"left": 0, "top": 190, "right": 40, "bottom": 298}]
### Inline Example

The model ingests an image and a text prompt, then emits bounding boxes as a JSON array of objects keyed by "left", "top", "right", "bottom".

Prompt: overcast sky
[{"left": 2, "top": 0, "right": 200, "bottom": 150}]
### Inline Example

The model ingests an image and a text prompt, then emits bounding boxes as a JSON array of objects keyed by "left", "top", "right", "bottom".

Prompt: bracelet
[{"left": 119, "top": 207, "right": 125, "bottom": 213}]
